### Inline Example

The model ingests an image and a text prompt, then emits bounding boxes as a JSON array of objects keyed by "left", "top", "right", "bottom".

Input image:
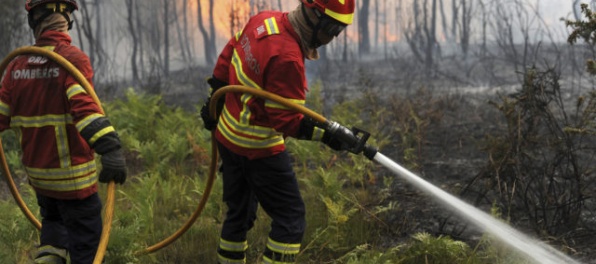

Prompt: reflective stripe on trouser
[
  {"left": 217, "top": 238, "right": 248, "bottom": 263},
  {"left": 37, "top": 193, "right": 102, "bottom": 264},
  {"left": 262, "top": 237, "right": 301, "bottom": 264},
  {"left": 34, "top": 245, "right": 67, "bottom": 264},
  {"left": 217, "top": 145, "right": 306, "bottom": 263}
]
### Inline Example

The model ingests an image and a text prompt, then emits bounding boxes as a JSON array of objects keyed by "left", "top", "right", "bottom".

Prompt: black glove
[
  {"left": 200, "top": 103, "right": 218, "bottom": 131},
  {"left": 201, "top": 76, "right": 228, "bottom": 131},
  {"left": 99, "top": 149, "right": 127, "bottom": 184},
  {"left": 297, "top": 117, "right": 318, "bottom": 140}
]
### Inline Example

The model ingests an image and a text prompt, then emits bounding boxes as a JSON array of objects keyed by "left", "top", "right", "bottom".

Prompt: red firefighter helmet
[
  {"left": 301, "top": 0, "right": 355, "bottom": 25},
  {"left": 25, "top": 0, "right": 78, "bottom": 12}
]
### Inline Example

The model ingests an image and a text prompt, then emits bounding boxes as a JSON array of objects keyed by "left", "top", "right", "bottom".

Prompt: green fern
[{"left": 400, "top": 232, "right": 480, "bottom": 264}]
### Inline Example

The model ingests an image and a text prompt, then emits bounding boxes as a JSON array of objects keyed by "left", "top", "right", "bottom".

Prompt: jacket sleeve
[
  {"left": 263, "top": 56, "right": 315, "bottom": 139},
  {"left": 0, "top": 63, "right": 13, "bottom": 132},
  {"left": 66, "top": 51, "right": 121, "bottom": 154}
]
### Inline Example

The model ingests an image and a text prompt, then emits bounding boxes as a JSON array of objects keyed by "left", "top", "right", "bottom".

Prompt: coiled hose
[
  {"left": 1, "top": 47, "right": 342, "bottom": 259},
  {"left": 0, "top": 46, "right": 115, "bottom": 264}
]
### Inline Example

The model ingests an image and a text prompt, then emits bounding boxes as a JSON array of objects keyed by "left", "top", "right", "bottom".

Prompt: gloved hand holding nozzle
[
  {"left": 322, "top": 121, "right": 373, "bottom": 155},
  {"left": 298, "top": 118, "right": 377, "bottom": 159}
]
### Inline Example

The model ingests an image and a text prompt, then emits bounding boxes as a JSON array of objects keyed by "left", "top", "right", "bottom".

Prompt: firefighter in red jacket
[
  {"left": 200, "top": 0, "right": 357, "bottom": 263},
  {"left": 0, "top": 1, "right": 126, "bottom": 263}
]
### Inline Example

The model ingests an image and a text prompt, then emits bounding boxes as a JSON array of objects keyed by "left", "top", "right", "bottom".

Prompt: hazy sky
[
  {"left": 541, "top": 0, "right": 576, "bottom": 21},
  {"left": 67, "top": 0, "right": 590, "bottom": 81}
]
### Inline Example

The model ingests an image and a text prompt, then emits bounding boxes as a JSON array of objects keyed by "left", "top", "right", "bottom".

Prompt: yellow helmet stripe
[{"left": 325, "top": 8, "right": 354, "bottom": 25}]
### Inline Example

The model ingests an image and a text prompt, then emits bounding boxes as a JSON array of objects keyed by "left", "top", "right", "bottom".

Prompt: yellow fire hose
[
  {"left": 0, "top": 46, "right": 115, "bottom": 264},
  {"left": 135, "top": 84, "right": 330, "bottom": 255},
  {"left": 1, "top": 48, "right": 343, "bottom": 260}
]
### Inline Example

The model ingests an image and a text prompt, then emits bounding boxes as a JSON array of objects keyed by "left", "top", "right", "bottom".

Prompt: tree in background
[
  {"left": 77, "top": 0, "right": 108, "bottom": 78},
  {"left": 567, "top": 3, "right": 596, "bottom": 76},
  {"left": 197, "top": 0, "right": 216, "bottom": 66},
  {"left": 358, "top": 0, "right": 371, "bottom": 55},
  {"left": 0, "top": 0, "right": 31, "bottom": 57},
  {"left": 403, "top": 0, "right": 439, "bottom": 76}
]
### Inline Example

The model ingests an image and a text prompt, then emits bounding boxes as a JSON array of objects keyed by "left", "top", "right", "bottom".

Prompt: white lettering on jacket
[
  {"left": 240, "top": 35, "right": 261, "bottom": 75},
  {"left": 12, "top": 68, "right": 60, "bottom": 80},
  {"left": 27, "top": 56, "right": 49, "bottom": 65}
]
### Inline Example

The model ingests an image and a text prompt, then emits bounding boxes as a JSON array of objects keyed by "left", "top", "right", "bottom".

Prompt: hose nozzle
[{"left": 325, "top": 121, "right": 375, "bottom": 158}]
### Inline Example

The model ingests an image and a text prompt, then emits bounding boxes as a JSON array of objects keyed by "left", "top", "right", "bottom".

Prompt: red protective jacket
[
  {"left": 0, "top": 31, "right": 102, "bottom": 200},
  {"left": 213, "top": 11, "right": 313, "bottom": 160}
]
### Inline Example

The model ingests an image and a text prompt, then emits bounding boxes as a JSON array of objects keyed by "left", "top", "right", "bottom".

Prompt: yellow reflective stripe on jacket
[
  {"left": 0, "top": 100, "right": 9, "bottom": 116},
  {"left": 231, "top": 49, "right": 260, "bottom": 89},
  {"left": 220, "top": 108, "right": 279, "bottom": 138},
  {"left": 12, "top": 115, "right": 74, "bottom": 168},
  {"left": 218, "top": 108, "right": 284, "bottom": 149},
  {"left": 266, "top": 237, "right": 300, "bottom": 255},
  {"left": 219, "top": 238, "right": 248, "bottom": 252},
  {"left": 264, "top": 98, "right": 305, "bottom": 110},
  {"left": 26, "top": 160, "right": 96, "bottom": 180},
  {"left": 239, "top": 93, "right": 253, "bottom": 124},
  {"left": 11, "top": 114, "right": 73, "bottom": 127},
  {"left": 55, "top": 125, "right": 71, "bottom": 168},
  {"left": 26, "top": 161, "right": 97, "bottom": 192},
  {"left": 29, "top": 173, "right": 97, "bottom": 192},
  {"left": 66, "top": 84, "right": 87, "bottom": 100},
  {"left": 265, "top": 17, "right": 280, "bottom": 35},
  {"left": 231, "top": 48, "right": 260, "bottom": 124},
  {"left": 88, "top": 126, "right": 115, "bottom": 145},
  {"left": 75, "top": 113, "right": 103, "bottom": 132}
]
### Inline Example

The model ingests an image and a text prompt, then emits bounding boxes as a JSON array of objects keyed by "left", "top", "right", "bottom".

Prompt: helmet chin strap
[{"left": 301, "top": 4, "right": 323, "bottom": 49}]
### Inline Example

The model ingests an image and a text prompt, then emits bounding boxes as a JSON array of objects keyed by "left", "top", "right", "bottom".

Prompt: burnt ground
[{"left": 372, "top": 88, "right": 596, "bottom": 264}]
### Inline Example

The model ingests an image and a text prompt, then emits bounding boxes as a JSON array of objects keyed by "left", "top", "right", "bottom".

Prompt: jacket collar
[{"left": 35, "top": 30, "right": 72, "bottom": 47}]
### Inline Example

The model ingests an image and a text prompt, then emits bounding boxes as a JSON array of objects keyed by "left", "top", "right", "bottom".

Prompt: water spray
[
  {"left": 319, "top": 119, "right": 580, "bottom": 263},
  {"left": 372, "top": 152, "right": 579, "bottom": 264},
  {"left": 207, "top": 85, "right": 581, "bottom": 264}
]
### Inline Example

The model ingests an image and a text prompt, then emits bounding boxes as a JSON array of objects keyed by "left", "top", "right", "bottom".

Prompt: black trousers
[
  {"left": 37, "top": 192, "right": 103, "bottom": 264},
  {"left": 217, "top": 144, "right": 305, "bottom": 262}
]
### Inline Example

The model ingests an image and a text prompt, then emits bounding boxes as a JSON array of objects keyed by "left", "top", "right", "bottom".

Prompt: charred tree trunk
[
  {"left": 163, "top": 0, "right": 170, "bottom": 77},
  {"left": 460, "top": 0, "right": 472, "bottom": 59},
  {"left": 125, "top": 0, "right": 140, "bottom": 85},
  {"left": 198, "top": 0, "right": 217, "bottom": 66}
]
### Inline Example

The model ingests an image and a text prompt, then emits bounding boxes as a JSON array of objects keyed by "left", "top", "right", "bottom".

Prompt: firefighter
[
  {"left": 200, "top": 0, "right": 356, "bottom": 263},
  {"left": 0, "top": 0, "right": 127, "bottom": 263}
]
